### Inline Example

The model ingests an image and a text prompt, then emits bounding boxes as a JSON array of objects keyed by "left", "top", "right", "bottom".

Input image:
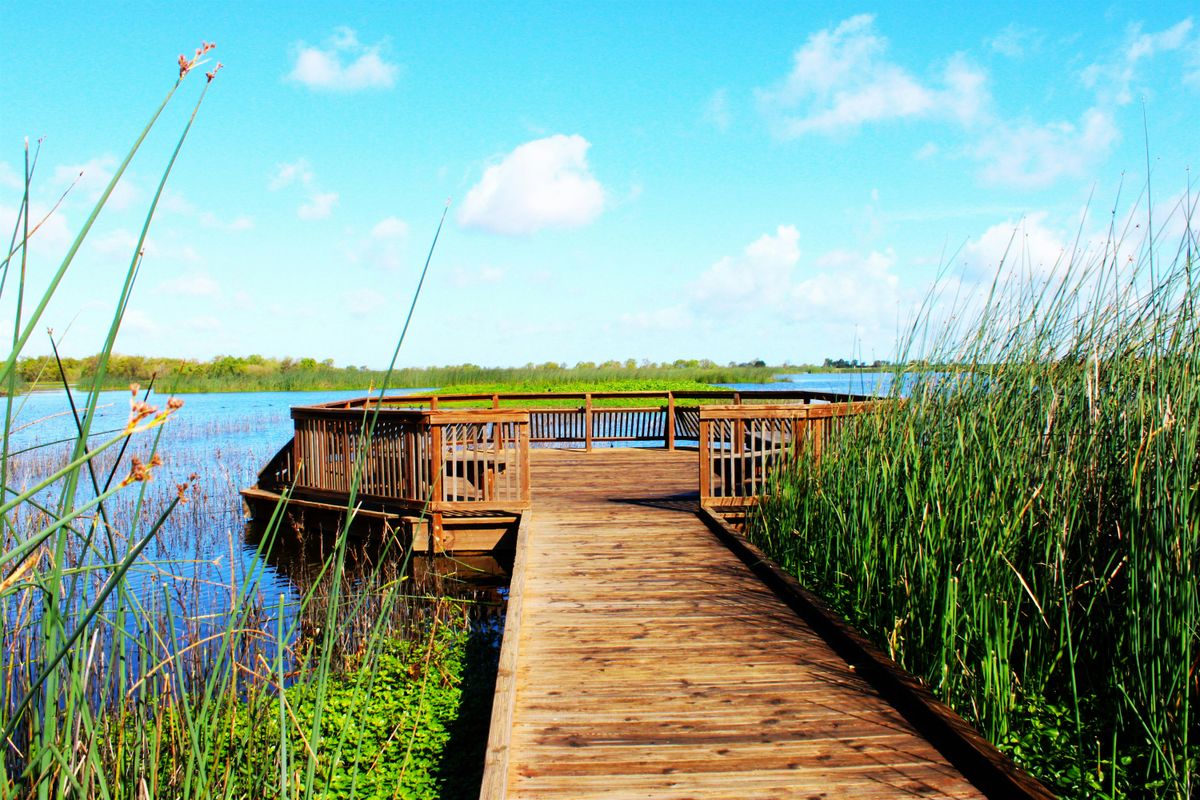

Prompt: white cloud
[
  {"left": 352, "top": 215, "right": 409, "bottom": 270},
  {"left": 959, "top": 214, "right": 1067, "bottom": 281},
  {"left": 756, "top": 15, "right": 989, "bottom": 137},
  {"left": 2, "top": 202, "right": 73, "bottom": 258},
  {"left": 341, "top": 288, "right": 387, "bottom": 317},
  {"left": 987, "top": 24, "right": 1039, "bottom": 58},
  {"left": 271, "top": 158, "right": 337, "bottom": 220},
  {"left": 288, "top": 27, "right": 399, "bottom": 92},
  {"left": 1083, "top": 19, "right": 1196, "bottom": 105},
  {"left": 703, "top": 89, "right": 731, "bottom": 131},
  {"left": 299, "top": 192, "right": 338, "bottom": 220},
  {"left": 0, "top": 161, "right": 22, "bottom": 190},
  {"left": 371, "top": 216, "right": 408, "bottom": 239},
  {"left": 90, "top": 229, "right": 142, "bottom": 256},
  {"left": 269, "top": 159, "right": 315, "bottom": 191},
  {"left": 457, "top": 135, "right": 606, "bottom": 235},
  {"left": 975, "top": 108, "right": 1119, "bottom": 188},
  {"left": 154, "top": 272, "right": 221, "bottom": 297},
  {"left": 692, "top": 225, "right": 801, "bottom": 311},
  {"left": 53, "top": 156, "right": 139, "bottom": 210},
  {"left": 789, "top": 249, "right": 900, "bottom": 322}
]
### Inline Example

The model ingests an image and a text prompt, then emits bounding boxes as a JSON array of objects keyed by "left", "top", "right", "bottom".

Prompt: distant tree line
[
  {"left": 12, "top": 354, "right": 794, "bottom": 393},
  {"left": 822, "top": 358, "right": 892, "bottom": 369}
]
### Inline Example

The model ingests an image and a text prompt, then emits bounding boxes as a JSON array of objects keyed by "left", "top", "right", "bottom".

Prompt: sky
[{"left": 0, "top": 2, "right": 1196, "bottom": 368}]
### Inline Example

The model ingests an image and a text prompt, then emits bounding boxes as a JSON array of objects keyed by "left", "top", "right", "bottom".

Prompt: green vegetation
[
  {"left": 1, "top": 54, "right": 486, "bottom": 799},
  {"left": 427, "top": 379, "right": 733, "bottom": 407},
  {"left": 196, "top": 613, "right": 490, "bottom": 800},
  {"left": 14, "top": 355, "right": 786, "bottom": 394},
  {"left": 749, "top": 198, "right": 1199, "bottom": 798}
]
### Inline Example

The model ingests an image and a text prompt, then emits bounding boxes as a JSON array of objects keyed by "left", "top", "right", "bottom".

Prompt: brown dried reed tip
[
  {"left": 178, "top": 41, "right": 217, "bottom": 79},
  {"left": 119, "top": 456, "right": 153, "bottom": 488},
  {"left": 128, "top": 399, "right": 158, "bottom": 428},
  {"left": 167, "top": 397, "right": 184, "bottom": 411},
  {"left": 206, "top": 62, "right": 224, "bottom": 83},
  {"left": 175, "top": 482, "right": 190, "bottom": 504},
  {"left": 130, "top": 383, "right": 140, "bottom": 396}
]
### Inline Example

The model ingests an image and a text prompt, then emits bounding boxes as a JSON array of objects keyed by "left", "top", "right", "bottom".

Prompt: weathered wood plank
[{"left": 493, "top": 448, "right": 989, "bottom": 800}]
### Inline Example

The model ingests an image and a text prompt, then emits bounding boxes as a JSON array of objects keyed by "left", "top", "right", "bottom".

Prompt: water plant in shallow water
[
  {"left": 1, "top": 45, "right": 475, "bottom": 799},
  {"left": 750, "top": 190, "right": 1199, "bottom": 798}
]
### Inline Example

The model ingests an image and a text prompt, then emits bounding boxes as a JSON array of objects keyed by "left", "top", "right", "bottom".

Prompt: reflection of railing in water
[{"left": 698, "top": 402, "right": 882, "bottom": 508}]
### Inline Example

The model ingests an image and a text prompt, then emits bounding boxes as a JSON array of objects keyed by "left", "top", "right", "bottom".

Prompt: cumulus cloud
[
  {"left": 288, "top": 27, "right": 399, "bottom": 91},
  {"left": 53, "top": 156, "right": 140, "bottom": 210},
  {"left": 958, "top": 214, "right": 1067, "bottom": 281},
  {"left": 975, "top": 108, "right": 1119, "bottom": 188},
  {"left": 987, "top": 24, "right": 1040, "bottom": 58},
  {"left": 299, "top": 191, "right": 339, "bottom": 220},
  {"left": 270, "top": 158, "right": 338, "bottom": 220},
  {"left": 351, "top": 215, "right": 409, "bottom": 270},
  {"left": 703, "top": 89, "right": 732, "bottom": 131},
  {"left": 1082, "top": 18, "right": 1196, "bottom": 105},
  {"left": 269, "top": 159, "right": 315, "bottom": 191},
  {"left": 692, "top": 225, "right": 801, "bottom": 311},
  {"left": 756, "top": 15, "right": 988, "bottom": 137},
  {"left": 0, "top": 161, "right": 22, "bottom": 190},
  {"left": 457, "top": 135, "right": 606, "bottom": 235}
]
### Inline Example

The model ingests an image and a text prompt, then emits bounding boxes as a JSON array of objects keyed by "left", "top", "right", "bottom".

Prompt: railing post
[
  {"left": 492, "top": 394, "right": 500, "bottom": 409},
  {"left": 666, "top": 392, "right": 676, "bottom": 451},
  {"left": 430, "top": 395, "right": 439, "bottom": 411},
  {"left": 584, "top": 393, "right": 594, "bottom": 452},
  {"left": 520, "top": 419, "right": 531, "bottom": 506},
  {"left": 698, "top": 418, "right": 711, "bottom": 504},
  {"left": 731, "top": 392, "right": 744, "bottom": 455},
  {"left": 430, "top": 421, "right": 443, "bottom": 504}
]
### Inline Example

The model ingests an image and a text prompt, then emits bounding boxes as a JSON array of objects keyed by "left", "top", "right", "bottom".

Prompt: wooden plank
[
  {"left": 489, "top": 448, "right": 1047, "bottom": 800},
  {"left": 481, "top": 512, "right": 532, "bottom": 799}
]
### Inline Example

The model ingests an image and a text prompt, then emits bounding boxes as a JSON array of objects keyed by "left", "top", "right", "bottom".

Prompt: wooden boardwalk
[{"left": 491, "top": 447, "right": 984, "bottom": 799}]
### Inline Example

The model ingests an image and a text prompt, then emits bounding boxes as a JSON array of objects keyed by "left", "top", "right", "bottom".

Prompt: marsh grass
[
  {"left": 1, "top": 50, "right": 475, "bottom": 799},
  {"left": 750, "top": 190, "right": 1199, "bottom": 798}
]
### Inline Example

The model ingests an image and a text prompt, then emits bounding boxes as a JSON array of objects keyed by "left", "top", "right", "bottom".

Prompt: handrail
[
  {"left": 294, "top": 390, "right": 877, "bottom": 452},
  {"left": 698, "top": 402, "right": 882, "bottom": 508},
  {"left": 287, "top": 407, "right": 531, "bottom": 514},
  {"left": 302, "top": 387, "right": 876, "bottom": 411}
]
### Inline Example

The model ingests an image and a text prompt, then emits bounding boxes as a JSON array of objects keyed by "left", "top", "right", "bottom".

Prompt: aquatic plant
[
  {"left": 0, "top": 46, "right": 477, "bottom": 799},
  {"left": 750, "top": 187, "right": 1199, "bottom": 798}
]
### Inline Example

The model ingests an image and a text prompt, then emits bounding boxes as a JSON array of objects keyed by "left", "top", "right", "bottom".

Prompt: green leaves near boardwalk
[{"left": 750, "top": 196, "right": 1200, "bottom": 798}]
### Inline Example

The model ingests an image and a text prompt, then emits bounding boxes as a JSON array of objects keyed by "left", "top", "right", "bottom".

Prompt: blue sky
[{"left": 1, "top": 2, "right": 1196, "bottom": 368}]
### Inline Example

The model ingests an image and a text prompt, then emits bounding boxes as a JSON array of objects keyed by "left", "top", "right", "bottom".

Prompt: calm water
[{"left": 3, "top": 375, "right": 894, "bottom": 652}]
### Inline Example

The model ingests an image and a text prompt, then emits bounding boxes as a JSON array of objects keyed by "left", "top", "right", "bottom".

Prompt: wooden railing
[
  {"left": 698, "top": 402, "right": 881, "bottom": 508},
  {"left": 305, "top": 389, "right": 872, "bottom": 452},
  {"left": 287, "top": 407, "right": 531, "bottom": 513}
]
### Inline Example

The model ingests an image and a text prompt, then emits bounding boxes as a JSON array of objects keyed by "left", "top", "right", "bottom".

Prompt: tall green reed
[
  {"left": 2, "top": 45, "right": 468, "bottom": 799},
  {"left": 750, "top": 190, "right": 1199, "bottom": 798}
]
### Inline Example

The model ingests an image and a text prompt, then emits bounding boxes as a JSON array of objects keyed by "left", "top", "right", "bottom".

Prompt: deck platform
[{"left": 488, "top": 448, "right": 984, "bottom": 799}]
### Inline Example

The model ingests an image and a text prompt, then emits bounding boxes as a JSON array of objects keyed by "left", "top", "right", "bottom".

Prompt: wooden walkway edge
[{"left": 479, "top": 449, "right": 1052, "bottom": 799}]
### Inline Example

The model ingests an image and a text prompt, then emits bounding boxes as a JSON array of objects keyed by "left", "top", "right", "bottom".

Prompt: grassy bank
[
  {"left": 749, "top": 199, "right": 1198, "bottom": 797},
  {"left": 15, "top": 356, "right": 786, "bottom": 394}
]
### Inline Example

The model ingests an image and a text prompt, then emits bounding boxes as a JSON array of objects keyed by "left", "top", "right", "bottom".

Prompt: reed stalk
[{"left": 750, "top": 191, "right": 1199, "bottom": 798}]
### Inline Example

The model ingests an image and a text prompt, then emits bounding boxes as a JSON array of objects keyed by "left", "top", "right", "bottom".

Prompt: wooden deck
[{"left": 488, "top": 448, "right": 985, "bottom": 799}]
